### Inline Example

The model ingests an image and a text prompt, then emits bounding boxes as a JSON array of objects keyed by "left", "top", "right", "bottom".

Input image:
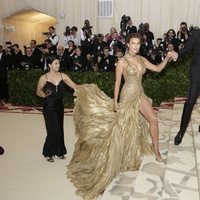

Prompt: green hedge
[{"left": 8, "top": 55, "right": 191, "bottom": 107}]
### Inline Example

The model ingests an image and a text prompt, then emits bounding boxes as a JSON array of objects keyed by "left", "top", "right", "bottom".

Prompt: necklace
[{"left": 128, "top": 51, "right": 137, "bottom": 58}]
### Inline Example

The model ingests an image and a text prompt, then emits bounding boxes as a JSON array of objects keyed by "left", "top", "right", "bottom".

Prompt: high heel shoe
[
  {"left": 58, "top": 155, "right": 66, "bottom": 160},
  {"left": 46, "top": 156, "right": 54, "bottom": 162},
  {"left": 151, "top": 146, "right": 162, "bottom": 162}
]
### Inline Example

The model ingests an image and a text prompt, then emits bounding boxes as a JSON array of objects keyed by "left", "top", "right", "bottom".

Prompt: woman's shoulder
[
  {"left": 40, "top": 73, "right": 47, "bottom": 80},
  {"left": 117, "top": 56, "right": 129, "bottom": 66}
]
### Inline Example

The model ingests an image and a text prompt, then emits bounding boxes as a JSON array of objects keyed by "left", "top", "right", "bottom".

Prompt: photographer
[
  {"left": 143, "top": 23, "right": 154, "bottom": 47},
  {"left": 4, "top": 41, "right": 14, "bottom": 70},
  {"left": 97, "top": 46, "right": 115, "bottom": 72},
  {"left": 71, "top": 46, "right": 87, "bottom": 72},
  {"left": 63, "top": 26, "right": 80, "bottom": 49},
  {"left": 126, "top": 19, "right": 137, "bottom": 36},
  {"left": 0, "top": 45, "right": 9, "bottom": 102},
  {"left": 12, "top": 44, "right": 23, "bottom": 70},
  {"left": 177, "top": 22, "right": 190, "bottom": 48},
  {"left": 164, "top": 29, "right": 179, "bottom": 51},
  {"left": 63, "top": 26, "right": 71, "bottom": 48},
  {"left": 92, "top": 34, "right": 107, "bottom": 58},
  {"left": 153, "top": 38, "right": 166, "bottom": 64},
  {"left": 109, "top": 32, "right": 124, "bottom": 56},
  {"left": 48, "top": 26, "right": 59, "bottom": 46},
  {"left": 106, "top": 27, "right": 121, "bottom": 45},
  {"left": 120, "top": 15, "right": 131, "bottom": 40},
  {"left": 80, "top": 19, "right": 93, "bottom": 55},
  {"left": 38, "top": 39, "right": 57, "bottom": 70},
  {"left": 20, "top": 47, "right": 41, "bottom": 70}
]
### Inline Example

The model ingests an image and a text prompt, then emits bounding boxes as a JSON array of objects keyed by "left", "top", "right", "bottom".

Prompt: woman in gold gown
[{"left": 67, "top": 33, "right": 172, "bottom": 200}]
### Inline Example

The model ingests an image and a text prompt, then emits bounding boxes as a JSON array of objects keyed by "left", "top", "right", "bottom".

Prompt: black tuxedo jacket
[{"left": 178, "top": 29, "right": 200, "bottom": 80}]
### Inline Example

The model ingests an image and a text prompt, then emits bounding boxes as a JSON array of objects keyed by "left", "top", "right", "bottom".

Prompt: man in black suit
[
  {"left": 173, "top": 29, "right": 200, "bottom": 145},
  {"left": 56, "top": 45, "right": 68, "bottom": 71},
  {"left": 0, "top": 45, "right": 9, "bottom": 101}
]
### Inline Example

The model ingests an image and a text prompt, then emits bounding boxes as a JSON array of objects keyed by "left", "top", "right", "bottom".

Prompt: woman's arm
[
  {"left": 62, "top": 73, "right": 78, "bottom": 90},
  {"left": 36, "top": 75, "right": 47, "bottom": 98},
  {"left": 114, "top": 59, "right": 124, "bottom": 111},
  {"left": 142, "top": 52, "right": 171, "bottom": 72}
]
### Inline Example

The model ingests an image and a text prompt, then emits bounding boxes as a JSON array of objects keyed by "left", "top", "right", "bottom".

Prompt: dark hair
[
  {"left": 180, "top": 22, "right": 187, "bottom": 27},
  {"left": 44, "top": 39, "right": 52, "bottom": 44},
  {"left": 5, "top": 41, "right": 12, "bottom": 45},
  {"left": 68, "top": 40, "right": 75, "bottom": 45},
  {"left": 12, "top": 43, "right": 19, "bottom": 48},
  {"left": 31, "top": 39, "right": 37, "bottom": 44},
  {"left": 46, "top": 55, "right": 60, "bottom": 65},
  {"left": 167, "top": 29, "right": 176, "bottom": 37},
  {"left": 49, "top": 26, "right": 55, "bottom": 30},
  {"left": 103, "top": 46, "right": 110, "bottom": 51},
  {"left": 126, "top": 33, "right": 142, "bottom": 43},
  {"left": 71, "top": 26, "right": 78, "bottom": 32}
]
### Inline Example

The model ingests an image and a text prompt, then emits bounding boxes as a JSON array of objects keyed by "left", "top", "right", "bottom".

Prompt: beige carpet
[{"left": 0, "top": 112, "right": 82, "bottom": 200}]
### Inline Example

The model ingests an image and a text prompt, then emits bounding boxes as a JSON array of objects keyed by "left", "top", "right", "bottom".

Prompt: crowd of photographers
[{"left": 0, "top": 17, "right": 199, "bottom": 101}]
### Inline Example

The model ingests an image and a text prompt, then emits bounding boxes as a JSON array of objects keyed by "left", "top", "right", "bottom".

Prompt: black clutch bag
[{"left": 42, "top": 84, "right": 52, "bottom": 95}]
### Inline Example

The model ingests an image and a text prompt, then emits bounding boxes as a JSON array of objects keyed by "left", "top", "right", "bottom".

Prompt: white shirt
[{"left": 49, "top": 33, "right": 59, "bottom": 46}]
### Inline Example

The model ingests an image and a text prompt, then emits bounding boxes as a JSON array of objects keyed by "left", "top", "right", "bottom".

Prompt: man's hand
[{"left": 171, "top": 51, "right": 178, "bottom": 61}]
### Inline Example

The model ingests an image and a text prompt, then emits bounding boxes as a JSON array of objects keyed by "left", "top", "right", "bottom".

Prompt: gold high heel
[{"left": 151, "top": 146, "right": 162, "bottom": 162}]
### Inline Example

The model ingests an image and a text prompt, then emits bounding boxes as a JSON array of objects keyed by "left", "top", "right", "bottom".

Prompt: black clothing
[
  {"left": 144, "top": 30, "right": 154, "bottom": 47},
  {"left": 126, "top": 25, "right": 137, "bottom": 36},
  {"left": 20, "top": 54, "right": 41, "bottom": 70},
  {"left": 98, "top": 55, "right": 115, "bottom": 72},
  {"left": 32, "top": 47, "right": 43, "bottom": 68},
  {"left": 42, "top": 74, "right": 67, "bottom": 157},
  {"left": 13, "top": 50, "right": 23, "bottom": 69},
  {"left": 58, "top": 53, "right": 69, "bottom": 72},
  {"left": 92, "top": 41, "right": 108, "bottom": 57},
  {"left": 175, "top": 29, "right": 200, "bottom": 144},
  {"left": 0, "top": 52, "right": 9, "bottom": 101},
  {"left": 71, "top": 55, "right": 87, "bottom": 72}
]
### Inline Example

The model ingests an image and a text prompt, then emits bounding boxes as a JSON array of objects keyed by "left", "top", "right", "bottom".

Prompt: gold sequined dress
[{"left": 67, "top": 55, "right": 153, "bottom": 200}]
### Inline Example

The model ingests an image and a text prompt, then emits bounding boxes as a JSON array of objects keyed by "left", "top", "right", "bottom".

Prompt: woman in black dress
[{"left": 36, "top": 55, "right": 77, "bottom": 162}]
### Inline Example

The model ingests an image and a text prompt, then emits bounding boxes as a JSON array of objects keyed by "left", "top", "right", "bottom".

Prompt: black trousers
[
  {"left": 179, "top": 79, "right": 200, "bottom": 132},
  {"left": 0, "top": 73, "right": 9, "bottom": 100}
]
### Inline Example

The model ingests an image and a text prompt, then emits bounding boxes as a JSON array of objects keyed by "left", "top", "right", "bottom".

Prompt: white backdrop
[{"left": 0, "top": 0, "right": 200, "bottom": 46}]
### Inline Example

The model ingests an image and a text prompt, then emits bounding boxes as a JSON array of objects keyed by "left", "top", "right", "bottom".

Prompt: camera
[
  {"left": 189, "top": 24, "right": 194, "bottom": 32},
  {"left": 138, "top": 23, "right": 145, "bottom": 35},
  {"left": 120, "top": 15, "right": 131, "bottom": 33},
  {"left": 42, "top": 32, "right": 50, "bottom": 36},
  {"left": 37, "top": 43, "right": 46, "bottom": 49},
  {"left": 64, "top": 26, "right": 71, "bottom": 36},
  {"left": 181, "top": 27, "right": 187, "bottom": 32}
]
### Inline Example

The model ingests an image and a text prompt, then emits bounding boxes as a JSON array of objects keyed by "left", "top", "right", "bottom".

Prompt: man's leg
[{"left": 174, "top": 79, "right": 200, "bottom": 145}]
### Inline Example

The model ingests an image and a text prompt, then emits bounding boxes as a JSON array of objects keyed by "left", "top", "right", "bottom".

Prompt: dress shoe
[
  {"left": 174, "top": 131, "right": 184, "bottom": 145},
  {"left": 0, "top": 146, "right": 4, "bottom": 155}
]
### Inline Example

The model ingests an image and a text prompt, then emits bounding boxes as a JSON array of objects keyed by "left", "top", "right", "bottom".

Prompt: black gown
[{"left": 42, "top": 75, "right": 67, "bottom": 157}]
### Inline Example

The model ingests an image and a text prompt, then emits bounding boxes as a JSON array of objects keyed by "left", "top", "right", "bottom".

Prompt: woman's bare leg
[{"left": 139, "top": 97, "right": 162, "bottom": 161}]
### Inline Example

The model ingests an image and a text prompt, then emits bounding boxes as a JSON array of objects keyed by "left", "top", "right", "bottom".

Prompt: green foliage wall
[{"left": 8, "top": 55, "right": 191, "bottom": 107}]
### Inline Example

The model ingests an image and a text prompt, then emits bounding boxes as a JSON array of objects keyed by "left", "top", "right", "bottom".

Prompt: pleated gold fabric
[{"left": 67, "top": 56, "right": 153, "bottom": 200}]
